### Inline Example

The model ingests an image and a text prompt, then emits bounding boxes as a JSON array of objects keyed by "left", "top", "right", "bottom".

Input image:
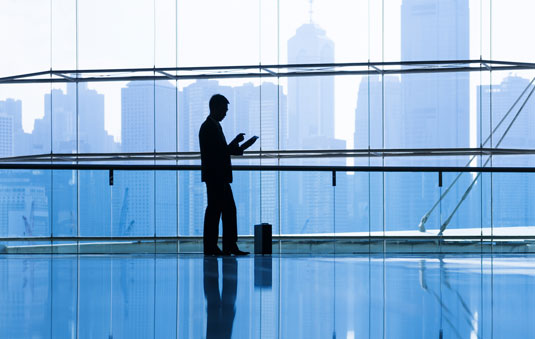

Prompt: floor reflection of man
[{"left": 203, "top": 257, "right": 237, "bottom": 339}]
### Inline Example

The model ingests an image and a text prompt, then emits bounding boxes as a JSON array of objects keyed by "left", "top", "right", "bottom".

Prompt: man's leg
[
  {"left": 221, "top": 183, "right": 238, "bottom": 252},
  {"left": 203, "top": 257, "right": 221, "bottom": 338},
  {"left": 221, "top": 257, "right": 237, "bottom": 337},
  {"left": 204, "top": 182, "right": 223, "bottom": 253}
]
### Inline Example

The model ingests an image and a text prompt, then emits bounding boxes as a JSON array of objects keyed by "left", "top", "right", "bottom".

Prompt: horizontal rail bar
[
  {"left": 1, "top": 235, "right": 535, "bottom": 241},
  {"left": 2, "top": 59, "right": 534, "bottom": 84},
  {"left": 4, "top": 59, "right": 533, "bottom": 75},
  {"left": 2, "top": 66, "right": 530, "bottom": 84},
  {"left": 1, "top": 147, "right": 535, "bottom": 163},
  {"left": 0, "top": 163, "right": 534, "bottom": 173}
]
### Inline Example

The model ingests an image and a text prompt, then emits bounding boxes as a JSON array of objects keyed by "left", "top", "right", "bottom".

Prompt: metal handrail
[
  {"left": 0, "top": 235, "right": 534, "bottom": 241},
  {"left": 1, "top": 147, "right": 535, "bottom": 163},
  {"left": 0, "top": 163, "right": 533, "bottom": 172},
  {"left": 2, "top": 59, "right": 535, "bottom": 83}
]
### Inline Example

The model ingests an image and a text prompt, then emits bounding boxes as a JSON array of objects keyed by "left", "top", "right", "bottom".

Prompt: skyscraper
[
  {"left": 285, "top": 21, "right": 345, "bottom": 234},
  {"left": 42, "top": 84, "right": 118, "bottom": 236},
  {"left": 0, "top": 99, "right": 49, "bottom": 237},
  {"left": 0, "top": 98, "right": 25, "bottom": 155},
  {"left": 0, "top": 113, "right": 13, "bottom": 157},
  {"left": 353, "top": 76, "right": 402, "bottom": 232},
  {"left": 478, "top": 76, "right": 535, "bottom": 227},
  {"left": 39, "top": 83, "right": 117, "bottom": 154},
  {"left": 119, "top": 80, "right": 176, "bottom": 236},
  {"left": 287, "top": 23, "right": 334, "bottom": 148},
  {"left": 385, "top": 0, "right": 471, "bottom": 230}
]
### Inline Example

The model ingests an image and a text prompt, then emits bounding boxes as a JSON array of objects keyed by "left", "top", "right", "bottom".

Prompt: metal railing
[{"left": 2, "top": 59, "right": 535, "bottom": 83}]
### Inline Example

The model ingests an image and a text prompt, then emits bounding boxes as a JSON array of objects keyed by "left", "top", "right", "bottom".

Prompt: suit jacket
[{"left": 199, "top": 117, "right": 243, "bottom": 183}]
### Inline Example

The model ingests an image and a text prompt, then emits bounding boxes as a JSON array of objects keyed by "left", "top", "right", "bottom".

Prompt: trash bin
[{"left": 254, "top": 223, "right": 272, "bottom": 255}]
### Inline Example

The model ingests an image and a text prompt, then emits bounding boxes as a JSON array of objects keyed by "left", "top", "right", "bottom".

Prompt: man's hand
[{"left": 232, "top": 133, "right": 246, "bottom": 144}]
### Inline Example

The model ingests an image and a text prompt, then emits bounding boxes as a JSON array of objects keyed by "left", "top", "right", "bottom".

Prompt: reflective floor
[{"left": 1, "top": 254, "right": 534, "bottom": 339}]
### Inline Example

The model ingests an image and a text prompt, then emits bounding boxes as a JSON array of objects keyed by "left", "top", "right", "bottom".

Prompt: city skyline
[{"left": 1, "top": 0, "right": 535, "bottom": 236}]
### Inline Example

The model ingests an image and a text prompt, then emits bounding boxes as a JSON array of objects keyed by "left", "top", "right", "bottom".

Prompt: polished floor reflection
[{"left": 1, "top": 254, "right": 534, "bottom": 338}]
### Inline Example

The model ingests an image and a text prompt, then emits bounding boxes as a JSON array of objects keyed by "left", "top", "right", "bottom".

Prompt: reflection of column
[{"left": 254, "top": 255, "right": 275, "bottom": 338}]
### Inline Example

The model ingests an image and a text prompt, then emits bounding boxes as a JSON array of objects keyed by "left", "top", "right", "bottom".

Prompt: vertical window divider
[
  {"left": 153, "top": 0, "right": 157, "bottom": 246},
  {"left": 49, "top": 0, "right": 54, "bottom": 246},
  {"left": 75, "top": 0, "right": 80, "bottom": 251}
]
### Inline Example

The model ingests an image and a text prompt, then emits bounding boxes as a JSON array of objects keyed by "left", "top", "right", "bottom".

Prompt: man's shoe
[
  {"left": 204, "top": 246, "right": 224, "bottom": 256},
  {"left": 223, "top": 247, "right": 250, "bottom": 256}
]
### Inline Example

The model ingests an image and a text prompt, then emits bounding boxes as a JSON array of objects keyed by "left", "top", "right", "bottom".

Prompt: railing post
[{"left": 332, "top": 171, "right": 336, "bottom": 186}]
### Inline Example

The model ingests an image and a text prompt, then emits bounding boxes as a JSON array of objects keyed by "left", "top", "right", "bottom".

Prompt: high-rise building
[
  {"left": 285, "top": 21, "right": 345, "bottom": 234},
  {"left": 0, "top": 98, "right": 31, "bottom": 155},
  {"left": 0, "top": 100, "right": 49, "bottom": 237},
  {"left": 118, "top": 80, "right": 177, "bottom": 236},
  {"left": 40, "top": 84, "right": 119, "bottom": 236},
  {"left": 384, "top": 0, "right": 471, "bottom": 230},
  {"left": 0, "top": 113, "right": 13, "bottom": 157},
  {"left": 353, "top": 76, "right": 402, "bottom": 232},
  {"left": 38, "top": 83, "right": 117, "bottom": 154},
  {"left": 478, "top": 76, "right": 535, "bottom": 227},
  {"left": 256, "top": 82, "right": 286, "bottom": 232},
  {"left": 287, "top": 23, "right": 334, "bottom": 148}
]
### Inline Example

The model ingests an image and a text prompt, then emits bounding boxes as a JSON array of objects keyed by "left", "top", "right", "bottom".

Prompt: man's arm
[{"left": 240, "top": 136, "right": 258, "bottom": 151}]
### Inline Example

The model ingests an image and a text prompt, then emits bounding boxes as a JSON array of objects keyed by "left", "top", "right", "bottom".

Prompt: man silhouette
[
  {"left": 203, "top": 257, "right": 237, "bottom": 338},
  {"left": 199, "top": 94, "right": 258, "bottom": 256}
]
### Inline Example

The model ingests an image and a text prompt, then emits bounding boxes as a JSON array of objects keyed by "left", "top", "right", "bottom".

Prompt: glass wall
[{"left": 1, "top": 0, "right": 535, "bottom": 241}]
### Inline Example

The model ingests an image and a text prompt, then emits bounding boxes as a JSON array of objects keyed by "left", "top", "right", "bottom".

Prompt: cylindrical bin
[{"left": 254, "top": 223, "right": 272, "bottom": 255}]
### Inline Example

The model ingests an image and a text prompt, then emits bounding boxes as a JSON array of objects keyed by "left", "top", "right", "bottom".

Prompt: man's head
[{"left": 209, "top": 94, "right": 229, "bottom": 121}]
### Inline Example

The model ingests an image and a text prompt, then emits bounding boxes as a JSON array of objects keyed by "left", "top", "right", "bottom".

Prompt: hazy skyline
[{"left": 2, "top": 0, "right": 534, "bottom": 148}]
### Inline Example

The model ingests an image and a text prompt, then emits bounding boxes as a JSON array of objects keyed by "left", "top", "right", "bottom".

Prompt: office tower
[
  {"left": 118, "top": 80, "right": 176, "bottom": 236},
  {"left": 353, "top": 76, "right": 402, "bottom": 232},
  {"left": 385, "top": 0, "right": 471, "bottom": 230},
  {"left": 0, "top": 99, "right": 49, "bottom": 236},
  {"left": 42, "top": 84, "right": 118, "bottom": 236},
  {"left": 0, "top": 98, "right": 29, "bottom": 155},
  {"left": 287, "top": 23, "right": 334, "bottom": 148},
  {"left": 0, "top": 113, "right": 13, "bottom": 157},
  {"left": 478, "top": 76, "right": 535, "bottom": 227},
  {"left": 39, "top": 83, "right": 117, "bottom": 154},
  {"left": 0, "top": 114, "right": 51, "bottom": 236},
  {"left": 285, "top": 21, "right": 345, "bottom": 235},
  {"left": 257, "top": 82, "right": 286, "bottom": 232}
]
